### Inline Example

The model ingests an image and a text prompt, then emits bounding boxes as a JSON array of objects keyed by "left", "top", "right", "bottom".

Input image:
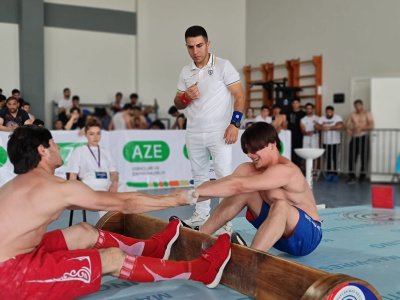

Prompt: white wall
[
  {"left": 43, "top": 0, "right": 137, "bottom": 124},
  {"left": 246, "top": 0, "right": 400, "bottom": 119},
  {"left": 370, "top": 77, "right": 400, "bottom": 182},
  {"left": 371, "top": 78, "right": 400, "bottom": 129},
  {"left": 0, "top": 23, "right": 20, "bottom": 97},
  {"left": 136, "top": 0, "right": 246, "bottom": 119},
  {"left": 44, "top": 28, "right": 136, "bottom": 123}
]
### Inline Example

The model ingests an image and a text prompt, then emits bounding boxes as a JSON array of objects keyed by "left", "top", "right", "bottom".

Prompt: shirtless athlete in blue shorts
[{"left": 193, "top": 122, "right": 322, "bottom": 256}]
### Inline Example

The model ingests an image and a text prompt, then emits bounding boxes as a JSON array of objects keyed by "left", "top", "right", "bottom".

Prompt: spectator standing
[
  {"left": 111, "top": 92, "right": 124, "bottom": 114},
  {"left": 0, "top": 97, "right": 31, "bottom": 132},
  {"left": 300, "top": 103, "right": 320, "bottom": 148},
  {"left": 174, "top": 25, "right": 245, "bottom": 229},
  {"left": 109, "top": 103, "right": 133, "bottom": 130},
  {"left": 67, "top": 118, "right": 119, "bottom": 218},
  {"left": 288, "top": 99, "right": 306, "bottom": 168},
  {"left": 168, "top": 105, "right": 186, "bottom": 129},
  {"left": 254, "top": 105, "right": 272, "bottom": 124},
  {"left": 315, "top": 106, "right": 343, "bottom": 182},
  {"left": 58, "top": 87, "right": 72, "bottom": 113},
  {"left": 271, "top": 105, "right": 287, "bottom": 133},
  {"left": 345, "top": 99, "right": 374, "bottom": 184}
]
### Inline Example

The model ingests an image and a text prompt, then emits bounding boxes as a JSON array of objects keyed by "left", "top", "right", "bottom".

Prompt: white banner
[{"left": 0, "top": 130, "right": 291, "bottom": 190}]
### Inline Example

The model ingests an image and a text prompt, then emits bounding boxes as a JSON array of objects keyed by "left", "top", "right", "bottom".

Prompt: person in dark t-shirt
[
  {"left": 288, "top": 99, "right": 306, "bottom": 170},
  {"left": 0, "top": 96, "right": 31, "bottom": 132}
]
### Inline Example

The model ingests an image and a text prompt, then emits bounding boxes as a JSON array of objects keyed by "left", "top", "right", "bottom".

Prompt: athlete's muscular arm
[
  {"left": 62, "top": 180, "right": 189, "bottom": 214},
  {"left": 196, "top": 162, "right": 294, "bottom": 198},
  {"left": 224, "top": 82, "right": 245, "bottom": 144}
]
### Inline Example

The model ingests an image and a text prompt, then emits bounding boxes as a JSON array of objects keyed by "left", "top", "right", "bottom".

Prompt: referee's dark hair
[{"left": 185, "top": 25, "right": 208, "bottom": 42}]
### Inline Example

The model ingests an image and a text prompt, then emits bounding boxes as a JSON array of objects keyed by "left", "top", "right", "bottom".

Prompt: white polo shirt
[
  {"left": 177, "top": 54, "right": 240, "bottom": 133},
  {"left": 301, "top": 115, "right": 320, "bottom": 148},
  {"left": 318, "top": 114, "right": 343, "bottom": 145},
  {"left": 67, "top": 145, "right": 117, "bottom": 191}
]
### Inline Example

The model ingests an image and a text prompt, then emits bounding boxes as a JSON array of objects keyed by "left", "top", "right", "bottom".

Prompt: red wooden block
[{"left": 371, "top": 185, "right": 394, "bottom": 208}]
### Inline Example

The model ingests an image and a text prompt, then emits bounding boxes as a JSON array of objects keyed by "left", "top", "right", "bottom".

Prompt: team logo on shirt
[{"left": 208, "top": 69, "right": 214, "bottom": 76}]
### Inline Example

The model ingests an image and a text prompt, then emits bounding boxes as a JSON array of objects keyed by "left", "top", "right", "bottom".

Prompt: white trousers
[{"left": 186, "top": 130, "right": 233, "bottom": 217}]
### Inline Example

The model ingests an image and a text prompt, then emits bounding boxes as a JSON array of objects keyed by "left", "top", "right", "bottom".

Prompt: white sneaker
[
  {"left": 214, "top": 221, "right": 233, "bottom": 236},
  {"left": 184, "top": 212, "right": 210, "bottom": 227}
]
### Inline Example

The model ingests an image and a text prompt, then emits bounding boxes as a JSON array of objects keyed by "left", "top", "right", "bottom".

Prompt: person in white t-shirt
[
  {"left": 68, "top": 118, "right": 119, "bottom": 218},
  {"left": 315, "top": 106, "right": 343, "bottom": 181},
  {"left": 174, "top": 25, "right": 245, "bottom": 230},
  {"left": 254, "top": 105, "right": 272, "bottom": 124},
  {"left": 300, "top": 103, "right": 320, "bottom": 148},
  {"left": 58, "top": 87, "right": 72, "bottom": 113},
  {"left": 109, "top": 103, "right": 133, "bottom": 130}
]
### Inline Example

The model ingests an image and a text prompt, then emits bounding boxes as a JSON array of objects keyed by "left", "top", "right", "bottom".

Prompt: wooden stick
[{"left": 96, "top": 212, "right": 381, "bottom": 300}]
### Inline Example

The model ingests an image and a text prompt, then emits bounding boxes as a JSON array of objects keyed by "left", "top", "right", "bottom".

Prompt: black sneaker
[
  {"left": 358, "top": 174, "right": 367, "bottom": 182},
  {"left": 169, "top": 216, "right": 193, "bottom": 229},
  {"left": 231, "top": 232, "right": 247, "bottom": 246}
]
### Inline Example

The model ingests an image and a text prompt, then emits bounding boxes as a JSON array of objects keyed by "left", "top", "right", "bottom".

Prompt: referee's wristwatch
[{"left": 230, "top": 120, "right": 241, "bottom": 128}]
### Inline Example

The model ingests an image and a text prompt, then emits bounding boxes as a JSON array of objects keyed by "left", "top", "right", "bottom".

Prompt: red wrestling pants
[{"left": 0, "top": 230, "right": 102, "bottom": 300}]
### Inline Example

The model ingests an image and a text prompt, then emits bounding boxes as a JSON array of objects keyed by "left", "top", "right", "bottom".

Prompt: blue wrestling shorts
[{"left": 246, "top": 202, "right": 322, "bottom": 256}]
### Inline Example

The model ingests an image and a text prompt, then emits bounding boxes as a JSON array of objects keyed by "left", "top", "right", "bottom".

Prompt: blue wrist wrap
[{"left": 231, "top": 111, "right": 243, "bottom": 123}]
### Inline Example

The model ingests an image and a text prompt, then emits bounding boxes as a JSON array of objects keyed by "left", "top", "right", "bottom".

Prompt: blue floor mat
[{"left": 232, "top": 205, "right": 400, "bottom": 299}]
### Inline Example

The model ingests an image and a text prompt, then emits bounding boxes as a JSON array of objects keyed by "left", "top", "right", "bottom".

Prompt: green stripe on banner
[
  {"left": 127, "top": 182, "right": 149, "bottom": 188},
  {"left": 126, "top": 180, "right": 193, "bottom": 189}
]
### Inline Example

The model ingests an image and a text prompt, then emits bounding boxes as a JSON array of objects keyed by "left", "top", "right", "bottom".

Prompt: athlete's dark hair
[
  {"left": 354, "top": 99, "right": 363, "bottom": 105},
  {"left": 7, "top": 125, "right": 53, "bottom": 174},
  {"left": 185, "top": 25, "right": 208, "bottom": 42},
  {"left": 241, "top": 122, "right": 282, "bottom": 154},
  {"left": 325, "top": 105, "right": 334, "bottom": 111}
]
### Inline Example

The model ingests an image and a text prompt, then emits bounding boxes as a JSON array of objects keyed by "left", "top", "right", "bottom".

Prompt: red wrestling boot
[
  {"left": 119, "top": 233, "right": 231, "bottom": 288},
  {"left": 94, "top": 218, "right": 180, "bottom": 259}
]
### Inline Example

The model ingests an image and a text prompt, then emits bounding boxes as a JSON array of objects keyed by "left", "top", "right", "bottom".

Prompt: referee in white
[{"left": 174, "top": 25, "right": 245, "bottom": 232}]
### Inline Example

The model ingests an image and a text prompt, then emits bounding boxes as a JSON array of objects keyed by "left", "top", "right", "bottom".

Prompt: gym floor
[{"left": 48, "top": 178, "right": 399, "bottom": 299}]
